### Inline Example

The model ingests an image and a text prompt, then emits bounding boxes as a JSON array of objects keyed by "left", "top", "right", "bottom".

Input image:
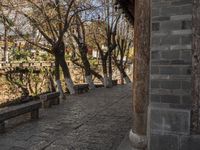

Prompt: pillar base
[{"left": 129, "top": 130, "right": 147, "bottom": 150}]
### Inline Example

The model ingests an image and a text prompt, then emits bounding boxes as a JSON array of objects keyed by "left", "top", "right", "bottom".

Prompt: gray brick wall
[
  {"left": 149, "top": 1, "right": 194, "bottom": 150},
  {"left": 150, "top": 0, "right": 192, "bottom": 105}
]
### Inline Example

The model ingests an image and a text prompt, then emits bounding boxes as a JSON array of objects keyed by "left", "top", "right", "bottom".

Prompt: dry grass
[{"left": 0, "top": 76, "right": 22, "bottom": 105}]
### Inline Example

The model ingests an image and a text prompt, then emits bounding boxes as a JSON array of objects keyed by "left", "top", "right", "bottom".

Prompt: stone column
[{"left": 130, "top": 0, "right": 150, "bottom": 149}]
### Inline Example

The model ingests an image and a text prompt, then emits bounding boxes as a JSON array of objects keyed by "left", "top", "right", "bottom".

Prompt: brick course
[{"left": 149, "top": 0, "right": 195, "bottom": 149}]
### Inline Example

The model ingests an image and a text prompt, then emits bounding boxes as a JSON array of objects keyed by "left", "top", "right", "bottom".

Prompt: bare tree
[
  {"left": 113, "top": 20, "right": 133, "bottom": 84},
  {"left": 90, "top": 0, "right": 120, "bottom": 87},
  {"left": 0, "top": 5, "right": 12, "bottom": 62},
  {"left": 0, "top": 0, "right": 92, "bottom": 96},
  {"left": 70, "top": 14, "right": 96, "bottom": 89}
]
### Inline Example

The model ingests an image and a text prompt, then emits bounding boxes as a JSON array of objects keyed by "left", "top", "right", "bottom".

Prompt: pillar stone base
[{"left": 129, "top": 130, "right": 147, "bottom": 150}]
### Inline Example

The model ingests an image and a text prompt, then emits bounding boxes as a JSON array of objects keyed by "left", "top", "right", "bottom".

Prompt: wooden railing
[
  {"left": 0, "top": 61, "right": 55, "bottom": 69},
  {"left": 0, "top": 61, "right": 75, "bottom": 70}
]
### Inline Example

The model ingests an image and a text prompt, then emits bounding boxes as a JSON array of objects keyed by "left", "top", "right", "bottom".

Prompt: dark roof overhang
[{"left": 115, "top": 0, "right": 135, "bottom": 24}]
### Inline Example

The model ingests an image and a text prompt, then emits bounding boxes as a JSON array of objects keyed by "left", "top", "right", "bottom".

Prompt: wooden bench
[
  {"left": 95, "top": 84, "right": 104, "bottom": 88},
  {"left": 112, "top": 80, "right": 118, "bottom": 86},
  {"left": 40, "top": 92, "right": 60, "bottom": 108},
  {"left": 74, "top": 84, "right": 89, "bottom": 94},
  {"left": 0, "top": 100, "right": 41, "bottom": 133}
]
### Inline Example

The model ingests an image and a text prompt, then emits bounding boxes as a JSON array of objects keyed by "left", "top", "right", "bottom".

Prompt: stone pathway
[{"left": 0, "top": 84, "right": 132, "bottom": 150}]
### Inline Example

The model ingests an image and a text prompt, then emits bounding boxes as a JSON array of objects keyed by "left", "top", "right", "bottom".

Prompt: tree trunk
[
  {"left": 102, "top": 58, "right": 109, "bottom": 87},
  {"left": 49, "top": 72, "right": 56, "bottom": 92},
  {"left": 79, "top": 46, "right": 95, "bottom": 89},
  {"left": 119, "top": 58, "right": 124, "bottom": 85},
  {"left": 129, "top": 0, "right": 150, "bottom": 149},
  {"left": 124, "top": 74, "right": 131, "bottom": 84},
  {"left": 192, "top": 0, "right": 200, "bottom": 133},
  {"left": 3, "top": 22, "right": 8, "bottom": 62},
  {"left": 59, "top": 55, "right": 75, "bottom": 94},
  {"left": 120, "top": 72, "right": 124, "bottom": 84},
  {"left": 55, "top": 58, "right": 65, "bottom": 99},
  {"left": 54, "top": 41, "right": 75, "bottom": 95},
  {"left": 71, "top": 60, "right": 104, "bottom": 83},
  {"left": 122, "top": 69, "right": 131, "bottom": 84},
  {"left": 108, "top": 51, "right": 113, "bottom": 87},
  {"left": 113, "top": 58, "right": 131, "bottom": 84}
]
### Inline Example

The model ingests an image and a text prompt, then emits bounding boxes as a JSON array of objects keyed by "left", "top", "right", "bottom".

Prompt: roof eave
[{"left": 115, "top": 0, "right": 135, "bottom": 25}]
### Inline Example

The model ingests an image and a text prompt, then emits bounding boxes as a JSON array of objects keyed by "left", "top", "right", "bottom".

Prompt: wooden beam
[
  {"left": 132, "top": 0, "right": 150, "bottom": 135},
  {"left": 129, "top": 0, "right": 150, "bottom": 149}
]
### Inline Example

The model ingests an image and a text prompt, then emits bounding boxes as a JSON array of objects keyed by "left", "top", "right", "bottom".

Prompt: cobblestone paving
[{"left": 0, "top": 84, "right": 132, "bottom": 150}]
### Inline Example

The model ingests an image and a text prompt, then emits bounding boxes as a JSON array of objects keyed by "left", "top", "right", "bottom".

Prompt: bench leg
[
  {"left": 53, "top": 98, "right": 60, "bottom": 105},
  {"left": 31, "top": 109, "right": 39, "bottom": 119},
  {"left": 57, "top": 98, "right": 60, "bottom": 105},
  {"left": 0, "top": 122, "right": 5, "bottom": 133},
  {"left": 43, "top": 100, "right": 51, "bottom": 108}
]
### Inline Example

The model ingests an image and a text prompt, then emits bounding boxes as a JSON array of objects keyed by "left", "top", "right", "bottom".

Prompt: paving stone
[
  {"left": 150, "top": 134, "right": 179, "bottom": 150},
  {"left": 9, "top": 146, "right": 26, "bottom": 150},
  {"left": 45, "top": 144, "right": 68, "bottom": 150},
  {"left": 0, "top": 144, "right": 12, "bottom": 150},
  {"left": 0, "top": 84, "right": 132, "bottom": 149}
]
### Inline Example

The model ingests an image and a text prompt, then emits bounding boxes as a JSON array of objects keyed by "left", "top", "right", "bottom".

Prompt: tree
[
  {"left": 70, "top": 14, "right": 96, "bottom": 89},
  {"left": 0, "top": 0, "right": 92, "bottom": 96},
  {"left": 90, "top": 0, "right": 120, "bottom": 87},
  {"left": 113, "top": 19, "right": 133, "bottom": 84},
  {"left": 0, "top": 4, "right": 12, "bottom": 62}
]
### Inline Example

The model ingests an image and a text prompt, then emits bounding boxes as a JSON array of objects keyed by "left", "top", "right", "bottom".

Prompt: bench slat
[
  {"left": 40, "top": 92, "right": 60, "bottom": 108},
  {"left": 40, "top": 92, "right": 60, "bottom": 100},
  {"left": 46, "top": 92, "right": 60, "bottom": 99},
  {"left": 0, "top": 101, "right": 41, "bottom": 122}
]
